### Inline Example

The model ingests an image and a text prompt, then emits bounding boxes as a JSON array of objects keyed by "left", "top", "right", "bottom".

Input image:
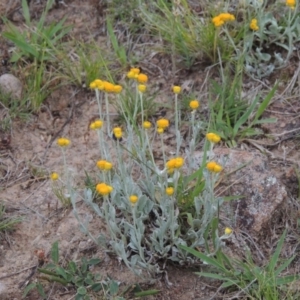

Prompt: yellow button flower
[
  {"left": 130, "top": 68, "right": 140, "bottom": 75},
  {"left": 94, "top": 79, "right": 104, "bottom": 90},
  {"left": 212, "top": 13, "right": 235, "bottom": 27},
  {"left": 166, "top": 157, "right": 184, "bottom": 169},
  {"left": 156, "top": 118, "right": 169, "bottom": 129},
  {"left": 137, "top": 73, "right": 148, "bottom": 84},
  {"left": 157, "top": 127, "right": 164, "bottom": 134},
  {"left": 250, "top": 19, "right": 259, "bottom": 31},
  {"left": 172, "top": 86, "right": 181, "bottom": 94},
  {"left": 225, "top": 227, "right": 233, "bottom": 235},
  {"left": 103, "top": 81, "right": 115, "bottom": 93},
  {"left": 89, "top": 81, "right": 97, "bottom": 89},
  {"left": 138, "top": 84, "right": 147, "bottom": 93},
  {"left": 57, "top": 137, "right": 70, "bottom": 147},
  {"left": 96, "top": 183, "right": 113, "bottom": 196},
  {"left": 143, "top": 121, "right": 152, "bottom": 129},
  {"left": 286, "top": 0, "right": 295, "bottom": 9},
  {"left": 50, "top": 172, "right": 59, "bottom": 181},
  {"left": 113, "top": 85, "right": 123, "bottom": 93},
  {"left": 129, "top": 195, "right": 138, "bottom": 205},
  {"left": 90, "top": 120, "right": 103, "bottom": 130},
  {"left": 206, "top": 161, "right": 223, "bottom": 173},
  {"left": 165, "top": 187, "right": 174, "bottom": 196},
  {"left": 189, "top": 100, "right": 199, "bottom": 110},
  {"left": 97, "top": 160, "right": 113, "bottom": 170},
  {"left": 206, "top": 133, "right": 221, "bottom": 143},
  {"left": 113, "top": 127, "right": 123, "bottom": 139}
]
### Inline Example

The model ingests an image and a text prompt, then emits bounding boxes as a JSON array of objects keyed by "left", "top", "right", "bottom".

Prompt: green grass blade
[
  {"left": 266, "top": 229, "right": 286, "bottom": 273},
  {"left": 51, "top": 241, "right": 59, "bottom": 264},
  {"left": 21, "top": 0, "right": 31, "bottom": 26},
  {"left": 276, "top": 274, "right": 300, "bottom": 285},
  {"left": 252, "top": 84, "right": 277, "bottom": 124},
  {"left": 274, "top": 256, "right": 295, "bottom": 277}
]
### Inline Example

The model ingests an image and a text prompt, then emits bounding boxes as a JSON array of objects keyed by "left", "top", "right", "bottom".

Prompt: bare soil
[{"left": 1, "top": 1, "right": 300, "bottom": 300}]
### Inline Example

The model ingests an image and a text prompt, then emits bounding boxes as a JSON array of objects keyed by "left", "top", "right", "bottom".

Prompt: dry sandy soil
[{"left": 1, "top": 1, "right": 300, "bottom": 300}]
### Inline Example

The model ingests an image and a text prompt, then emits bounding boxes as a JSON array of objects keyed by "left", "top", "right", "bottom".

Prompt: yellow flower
[
  {"left": 250, "top": 19, "right": 259, "bottom": 31},
  {"left": 206, "top": 133, "right": 221, "bottom": 143},
  {"left": 137, "top": 73, "right": 148, "bottom": 84},
  {"left": 97, "top": 160, "right": 113, "bottom": 170},
  {"left": 286, "top": 0, "right": 296, "bottom": 9},
  {"left": 90, "top": 120, "right": 103, "bottom": 130},
  {"left": 225, "top": 227, "right": 233, "bottom": 235},
  {"left": 157, "top": 127, "right": 164, "bottom": 134},
  {"left": 103, "top": 81, "right": 115, "bottom": 93},
  {"left": 127, "top": 71, "right": 136, "bottom": 79},
  {"left": 189, "top": 100, "right": 199, "bottom": 110},
  {"left": 129, "top": 195, "right": 138, "bottom": 204},
  {"left": 96, "top": 183, "right": 113, "bottom": 196},
  {"left": 156, "top": 118, "right": 169, "bottom": 129},
  {"left": 166, "top": 157, "right": 184, "bottom": 169},
  {"left": 138, "top": 84, "right": 147, "bottom": 93},
  {"left": 89, "top": 81, "right": 97, "bottom": 89},
  {"left": 206, "top": 161, "right": 223, "bottom": 173},
  {"left": 113, "top": 85, "right": 123, "bottom": 93},
  {"left": 50, "top": 172, "right": 59, "bottom": 181},
  {"left": 113, "top": 127, "right": 123, "bottom": 139},
  {"left": 130, "top": 68, "right": 140, "bottom": 75},
  {"left": 212, "top": 13, "right": 235, "bottom": 27},
  {"left": 172, "top": 86, "right": 181, "bottom": 94},
  {"left": 57, "top": 137, "right": 70, "bottom": 147},
  {"left": 143, "top": 121, "right": 152, "bottom": 129},
  {"left": 165, "top": 187, "right": 174, "bottom": 196},
  {"left": 94, "top": 79, "right": 104, "bottom": 90}
]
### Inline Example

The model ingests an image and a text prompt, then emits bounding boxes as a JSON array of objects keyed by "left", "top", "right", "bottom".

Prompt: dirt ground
[{"left": 1, "top": 1, "right": 300, "bottom": 300}]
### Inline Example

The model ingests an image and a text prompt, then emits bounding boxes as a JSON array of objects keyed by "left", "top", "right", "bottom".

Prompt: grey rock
[
  {"left": 194, "top": 148, "right": 287, "bottom": 233},
  {"left": 0, "top": 74, "right": 23, "bottom": 100}
]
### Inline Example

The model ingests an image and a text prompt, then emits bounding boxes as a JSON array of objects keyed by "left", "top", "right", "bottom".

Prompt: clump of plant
[
  {"left": 50, "top": 68, "right": 233, "bottom": 277},
  {"left": 0, "top": 202, "right": 22, "bottom": 235},
  {"left": 181, "top": 229, "right": 300, "bottom": 299}
]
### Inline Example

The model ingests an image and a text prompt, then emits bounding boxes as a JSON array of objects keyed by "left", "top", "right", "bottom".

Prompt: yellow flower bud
[
  {"left": 143, "top": 121, "right": 152, "bottom": 129},
  {"left": 206, "top": 161, "right": 223, "bottom": 173},
  {"left": 156, "top": 119, "right": 169, "bottom": 129},
  {"left": 129, "top": 195, "right": 138, "bottom": 204},
  {"left": 165, "top": 187, "right": 174, "bottom": 196},
  {"left": 250, "top": 19, "right": 259, "bottom": 31},
  {"left": 90, "top": 120, "right": 103, "bottom": 130},
  {"left": 89, "top": 81, "right": 97, "bottom": 89},
  {"left": 113, "top": 85, "right": 123, "bottom": 93},
  {"left": 206, "top": 133, "right": 221, "bottom": 143},
  {"left": 189, "top": 100, "right": 199, "bottom": 110},
  {"left": 97, "top": 160, "right": 113, "bottom": 170},
  {"left": 137, "top": 73, "right": 148, "bottom": 84},
  {"left": 157, "top": 127, "right": 164, "bottom": 134},
  {"left": 113, "top": 127, "right": 123, "bottom": 139},
  {"left": 96, "top": 183, "right": 113, "bottom": 196},
  {"left": 172, "top": 86, "right": 181, "bottom": 94},
  {"left": 138, "top": 84, "right": 147, "bottom": 93},
  {"left": 57, "top": 137, "right": 70, "bottom": 147},
  {"left": 50, "top": 172, "right": 59, "bottom": 181},
  {"left": 225, "top": 227, "right": 233, "bottom": 235}
]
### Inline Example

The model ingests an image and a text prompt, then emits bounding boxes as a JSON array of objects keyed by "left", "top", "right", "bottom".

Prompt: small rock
[{"left": 0, "top": 74, "right": 23, "bottom": 100}]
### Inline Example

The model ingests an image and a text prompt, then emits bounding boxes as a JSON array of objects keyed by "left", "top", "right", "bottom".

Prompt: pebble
[{"left": 0, "top": 74, "right": 23, "bottom": 100}]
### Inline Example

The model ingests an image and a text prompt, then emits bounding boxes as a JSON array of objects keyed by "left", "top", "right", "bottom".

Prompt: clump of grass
[{"left": 0, "top": 202, "right": 22, "bottom": 235}]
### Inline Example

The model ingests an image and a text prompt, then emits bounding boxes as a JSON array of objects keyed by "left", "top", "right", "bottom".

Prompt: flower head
[
  {"left": 113, "top": 127, "right": 123, "bottom": 139},
  {"left": 212, "top": 13, "right": 235, "bottom": 27},
  {"left": 94, "top": 79, "right": 104, "bottom": 90},
  {"left": 137, "top": 73, "right": 148, "bottom": 84},
  {"left": 172, "top": 86, "right": 181, "bottom": 94},
  {"left": 225, "top": 227, "right": 233, "bottom": 235},
  {"left": 166, "top": 157, "right": 184, "bottom": 170},
  {"left": 206, "top": 161, "right": 223, "bottom": 173},
  {"left": 113, "top": 85, "right": 123, "bottom": 93},
  {"left": 189, "top": 100, "right": 199, "bottom": 110},
  {"left": 156, "top": 118, "right": 169, "bottom": 130},
  {"left": 286, "top": 0, "right": 296, "bottom": 9},
  {"left": 97, "top": 160, "right": 113, "bottom": 171},
  {"left": 129, "top": 195, "right": 138, "bottom": 205},
  {"left": 138, "top": 84, "right": 147, "bottom": 93},
  {"left": 89, "top": 81, "right": 97, "bottom": 89},
  {"left": 165, "top": 187, "right": 174, "bottom": 196},
  {"left": 90, "top": 120, "right": 103, "bottom": 130},
  {"left": 206, "top": 133, "right": 221, "bottom": 143},
  {"left": 96, "top": 183, "right": 113, "bottom": 196},
  {"left": 57, "top": 137, "right": 70, "bottom": 147},
  {"left": 50, "top": 172, "right": 59, "bottom": 181},
  {"left": 250, "top": 19, "right": 259, "bottom": 31},
  {"left": 157, "top": 127, "right": 164, "bottom": 134},
  {"left": 103, "top": 81, "right": 115, "bottom": 93},
  {"left": 143, "top": 121, "right": 152, "bottom": 129}
]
